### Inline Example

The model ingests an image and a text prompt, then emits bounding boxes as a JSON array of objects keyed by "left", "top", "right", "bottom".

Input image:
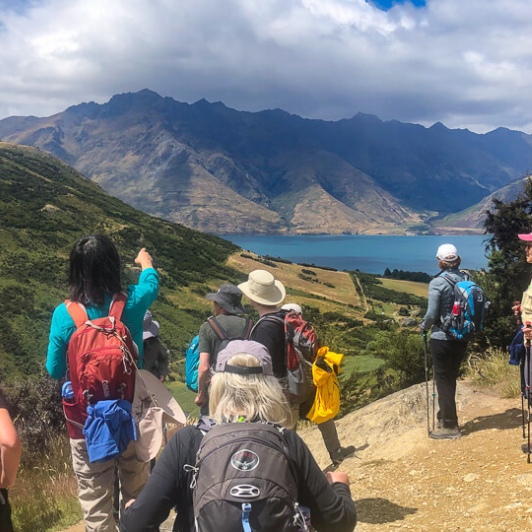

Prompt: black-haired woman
[{"left": 46, "top": 234, "right": 159, "bottom": 532}]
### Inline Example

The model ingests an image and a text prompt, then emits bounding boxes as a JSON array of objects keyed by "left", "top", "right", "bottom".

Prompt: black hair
[{"left": 68, "top": 235, "right": 122, "bottom": 305}]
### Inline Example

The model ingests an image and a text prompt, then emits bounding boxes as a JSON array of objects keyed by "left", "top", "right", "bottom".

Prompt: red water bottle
[{"left": 452, "top": 301, "right": 460, "bottom": 316}]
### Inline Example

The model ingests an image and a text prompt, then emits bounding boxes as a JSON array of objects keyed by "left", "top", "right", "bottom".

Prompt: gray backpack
[{"left": 192, "top": 422, "right": 309, "bottom": 531}]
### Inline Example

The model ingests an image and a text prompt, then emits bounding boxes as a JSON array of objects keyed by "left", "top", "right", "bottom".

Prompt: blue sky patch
[{"left": 369, "top": 0, "right": 427, "bottom": 10}]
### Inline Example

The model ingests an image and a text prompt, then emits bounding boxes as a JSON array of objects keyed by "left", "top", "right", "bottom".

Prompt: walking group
[
  {"left": 31, "top": 235, "right": 356, "bottom": 531},
  {"left": 8, "top": 232, "right": 532, "bottom": 531}
]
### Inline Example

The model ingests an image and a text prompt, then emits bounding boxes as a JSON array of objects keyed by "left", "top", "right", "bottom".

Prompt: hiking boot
[
  {"left": 429, "top": 427, "right": 461, "bottom": 440},
  {"left": 330, "top": 445, "right": 356, "bottom": 465},
  {"left": 522, "top": 443, "right": 531, "bottom": 454}
]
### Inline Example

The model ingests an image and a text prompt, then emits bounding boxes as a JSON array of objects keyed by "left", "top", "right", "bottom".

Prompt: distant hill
[
  {"left": 0, "top": 142, "right": 241, "bottom": 377},
  {"left": 2, "top": 90, "right": 532, "bottom": 235},
  {"left": 434, "top": 176, "right": 529, "bottom": 233}
]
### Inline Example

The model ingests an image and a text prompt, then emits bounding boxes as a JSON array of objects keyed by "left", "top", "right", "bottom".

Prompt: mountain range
[{"left": 1, "top": 89, "right": 531, "bottom": 234}]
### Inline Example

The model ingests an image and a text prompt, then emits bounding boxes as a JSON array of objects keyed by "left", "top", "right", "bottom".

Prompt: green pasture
[{"left": 379, "top": 277, "right": 428, "bottom": 298}]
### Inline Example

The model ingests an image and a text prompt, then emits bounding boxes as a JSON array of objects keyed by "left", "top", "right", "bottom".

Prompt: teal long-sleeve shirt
[{"left": 46, "top": 268, "right": 159, "bottom": 379}]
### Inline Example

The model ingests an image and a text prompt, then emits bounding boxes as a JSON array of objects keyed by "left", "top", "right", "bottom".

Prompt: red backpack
[
  {"left": 63, "top": 293, "right": 137, "bottom": 439},
  {"left": 260, "top": 311, "right": 320, "bottom": 405}
]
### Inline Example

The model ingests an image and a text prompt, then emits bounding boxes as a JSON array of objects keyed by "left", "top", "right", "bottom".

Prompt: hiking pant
[
  {"left": 70, "top": 438, "right": 150, "bottom": 532},
  {"left": 0, "top": 489, "right": 14, "bottom": 532},
  {"left": 430, "top": 338, "right": 468, "bottom": 428},
  {"left": 287, "top": 403, "right": 341, "bottom": 457}
]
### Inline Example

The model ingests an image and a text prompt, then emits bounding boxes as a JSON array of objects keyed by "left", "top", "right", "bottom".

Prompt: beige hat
[
  {"left": 133, "top": 369, "right": 187, "bottom": 461},
  {"left": 238, "top": 269, "right": 286, "bottom": 306}
]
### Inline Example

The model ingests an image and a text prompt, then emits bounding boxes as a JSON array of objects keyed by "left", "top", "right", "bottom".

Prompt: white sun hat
[{"left": 238, "top": 269, "right": 286, "bottom": 306}]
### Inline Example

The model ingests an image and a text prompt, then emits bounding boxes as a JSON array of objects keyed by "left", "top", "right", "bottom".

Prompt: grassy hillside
[{"left": 0, "top": 142, "right": 242, "bottom": 378}]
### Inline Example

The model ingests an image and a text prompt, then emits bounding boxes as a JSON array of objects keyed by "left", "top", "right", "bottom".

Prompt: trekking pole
[
  {"left": 526, "top": 323, "right": 531, "bottom": 462},
  {"left": 422, "top": 331, "right": 431, "bottom": 436},
  {"left": 514, "top": 303, "right": 526, "bottom": 439}
]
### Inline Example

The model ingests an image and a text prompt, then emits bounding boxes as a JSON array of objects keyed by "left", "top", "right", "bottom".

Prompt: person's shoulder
[
  {"left": 218, "top": 314, "right": 247, "bottom": 324},
  {"left": 280, "top": 426, "right": 305, "bottom": 449},
  {"left": 261, "top": 310, "right": 286, "bottom": 323},
  {"left": 169, "top": 424, "right": 203, "bottom": 447},
  {"left": 52, "top": 301, "right": 74, "bottom": 324}
]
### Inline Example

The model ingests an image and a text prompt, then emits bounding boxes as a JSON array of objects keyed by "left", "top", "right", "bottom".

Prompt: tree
[
  {"left": 483, "top": 175, "right": 532, "bottom": 347},
  {"left": 367, "top": 329, "right": 425, "bottom": 387}
]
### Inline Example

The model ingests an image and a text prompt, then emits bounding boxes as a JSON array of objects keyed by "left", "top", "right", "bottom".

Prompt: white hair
[{"left": 209, "top": 353, "right": 291, "bottom": 426}]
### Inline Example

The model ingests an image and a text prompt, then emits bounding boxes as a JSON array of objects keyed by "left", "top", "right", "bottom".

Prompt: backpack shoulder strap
[
  {"left": 109, "top": 292, "right": 127, "bottom": 321},
  {"left": 207, "top": 316, "right": 229, "bottom": 340},
  {"left": 65, "top": 300, "right": 89, "bottom": 329},
  {"left": 260, "top": 314, "right": 286, "bottom": 326},
  {"left": 440, "top": 272, "right": 458, "bottom": 288},
  {"left": 196, "top": 416, "right": 217, "bottom": 435},
  {"left": 242, "top": 318, "right": 253, "bottom": 340}
]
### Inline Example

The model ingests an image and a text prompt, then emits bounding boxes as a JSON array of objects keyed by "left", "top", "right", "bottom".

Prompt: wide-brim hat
[
  {"left": 134, "top": 369, "right": 187, "bottom": 426},
  {"left": 206, "top": 284, "right": 245, "bottom": 315},
  {"left": 238, "top": 269, "right": 286, "bottom": 306},
  {"left": 143, "top": 310, "right": 160, "bottom": 340},
  {"left": 133, "top": 369, "right": 187, "bottom": 462},
  {"left": 518, "top": 232, "right": 532, "bottom": 242}
]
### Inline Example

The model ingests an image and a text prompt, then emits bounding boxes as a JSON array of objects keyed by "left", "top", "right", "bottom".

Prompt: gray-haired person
[{"left": 121, "top": 340, "right": 356, "bottom": 531}]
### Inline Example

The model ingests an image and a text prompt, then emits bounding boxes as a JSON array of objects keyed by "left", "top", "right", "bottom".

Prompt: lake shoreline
[{"left": 219, "top": 234, "right": 490, "bottom": 275}]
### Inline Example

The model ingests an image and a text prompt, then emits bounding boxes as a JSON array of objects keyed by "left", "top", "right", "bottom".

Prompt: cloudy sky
[{"left": 0, "top": 0, "right": 531, "bottom": 133}]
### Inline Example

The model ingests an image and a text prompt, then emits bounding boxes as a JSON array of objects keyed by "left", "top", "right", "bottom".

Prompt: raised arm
[{"left": 134, "top": 248, "right": 154, "bottom": 270}]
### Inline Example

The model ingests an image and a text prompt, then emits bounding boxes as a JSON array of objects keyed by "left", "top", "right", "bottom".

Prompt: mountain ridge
[{"left": 1, "top": 89, "right": 532, "bottom": 234}]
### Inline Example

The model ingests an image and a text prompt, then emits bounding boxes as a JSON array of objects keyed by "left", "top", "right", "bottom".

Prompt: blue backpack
[
  {"left": 440, "top": 272, "right": 489, "bottom": 341},
  {"left": 185, "top": 335, "right": 200, "bottom": 392}
]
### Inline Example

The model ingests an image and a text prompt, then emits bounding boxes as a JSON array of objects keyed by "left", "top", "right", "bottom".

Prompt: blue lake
[{"left": 220, "top": 234, "right": 491, "bottom": 275}]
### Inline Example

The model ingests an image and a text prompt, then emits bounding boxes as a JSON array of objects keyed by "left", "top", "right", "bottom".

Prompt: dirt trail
[{"left": 63, "top": 379, "right": 531, "bottom": 531}]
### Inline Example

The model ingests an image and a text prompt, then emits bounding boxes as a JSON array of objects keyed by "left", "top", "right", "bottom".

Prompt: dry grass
[
  {"left": 11, "top": 434, "right": 81, "bottom": 531},
  {"left": 227, "top": 252, "right": 361, "bottom": 310},
  {"left": 466, "top": 347, "right": 522, "bottom": 399},
  {"left": 378, "top": 277, "right": 429, "bottom": 298}
]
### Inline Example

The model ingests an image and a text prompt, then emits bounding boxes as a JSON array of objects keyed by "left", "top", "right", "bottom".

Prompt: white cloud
[{"left": 0, "top": 0, "right": 532, "bottom": 133}]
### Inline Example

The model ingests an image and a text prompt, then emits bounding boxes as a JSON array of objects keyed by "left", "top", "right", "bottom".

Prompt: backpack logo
[
  {"left": 230, "top": 485, "right": 261, "bottom": 498},
  {"left": 440, "top": 273, "right": 489, "bottom": 341},
  {"left": 231, "top": 449, "right": 259, "bottom": 471}
]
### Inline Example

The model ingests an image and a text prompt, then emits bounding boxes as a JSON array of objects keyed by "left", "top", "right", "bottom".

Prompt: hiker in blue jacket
[
  {"left": 46, "top": 235, "right": 159, "bottom": 532},
  {"left": 420, "top": 243, "right": 468, "bottom": 440}
]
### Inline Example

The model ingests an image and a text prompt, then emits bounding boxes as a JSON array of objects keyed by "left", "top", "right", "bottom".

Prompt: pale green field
[
  {"left": 379, "top": 277, "right": 428, "bottom": 297},
  {"left": 166, "top": 380, "right": 200, "bottom": 420},
  {"left": 340, "top": 354, "right": 384, "bottom": 377}
]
